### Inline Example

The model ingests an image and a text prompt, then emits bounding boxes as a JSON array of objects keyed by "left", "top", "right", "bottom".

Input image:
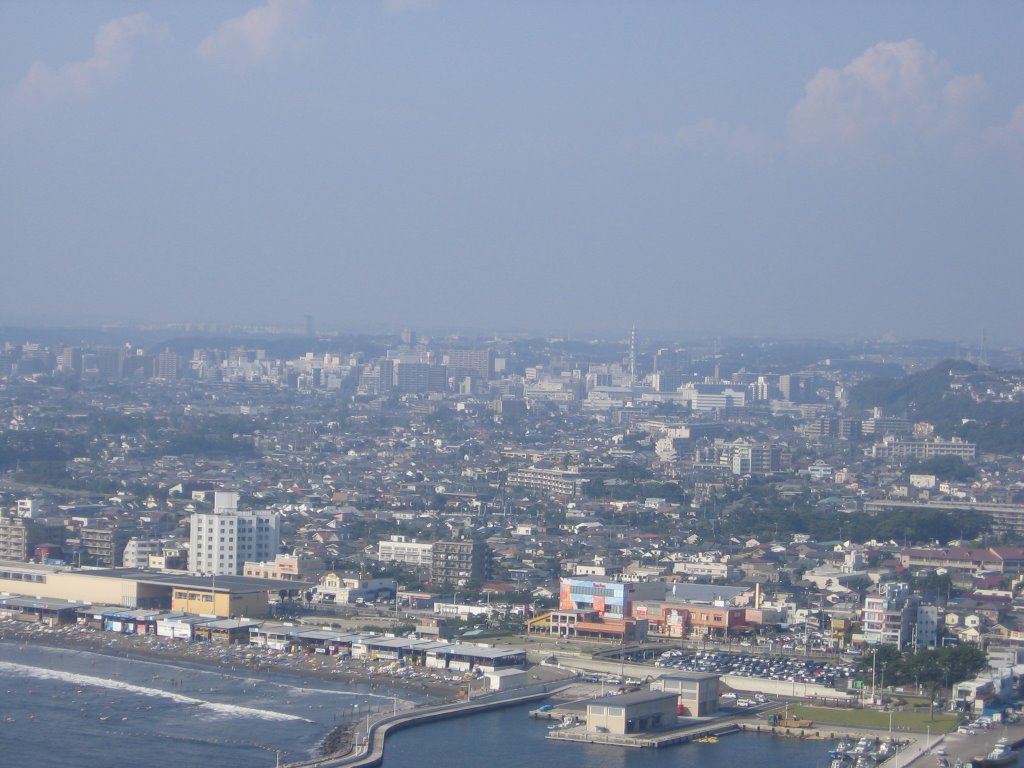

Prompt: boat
[
  {"left": 848, "top": 738, "right": 875, "bottom": 756},
  {"left": 830, "top": 739, "right": 853, "bottom": 758},
  {"left": 875, "top": 741, "right": 896, "bottom": 760},
  {"left": 694, "top": 735, "right": 719, "bottom": 744},
  {"left": 973, "top": 740, "right": 1018, "bottom": 768}
]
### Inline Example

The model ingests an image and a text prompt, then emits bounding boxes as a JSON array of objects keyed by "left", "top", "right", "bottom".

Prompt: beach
[
  {"left": 0, "top": 620, "right": 461, "bottom": 702},
  {"left": 0, "top": 618, "right": 463, "bottom": 764}
]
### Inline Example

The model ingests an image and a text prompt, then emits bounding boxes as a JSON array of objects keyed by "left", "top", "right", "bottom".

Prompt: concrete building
[
  {"left": 871, "top": 437, "right": 976, "bottom": 461},
  {"left": 0, "top": 560, "right": 306, "bottom": 617},
  {"left": 861, "top": 583, "right": 920, "bottom": 647},
  {"left": 528, "top": 609, "right": 649, "bottom": 642},
  {"left": 315, "top": 572, "right": 396, "bottom": 604},
  {"left": 444, "top": 348, "right": 493, "bottom": 380},
  {"left": 377, "top": 535, "right": 434, "bottom": 568},
  {"left": 189, "top": 492, "right": 280, "bottom": 576},
  {"left": 0, "top": 515, "right": 55, "bottom": 561},
  {"left": 243, "top": 553, "right": 324, "bottom": 581},
  {"left": 431, "top": 540, "right": 491, "bottom": 586},
  {"left": 652, "top": 671, "right": 720, "bottom": 716},
  {"left": 507, "top": 466, "right": 586, "bottom": 497},
  {"left": 78, "top": 526, "right": 131, "bottom": 567},
  {"left": 122, "top": 538, "right": 163, "bottom": 569},
  {"left": 585, "top": 690, "right": 678, "bottom": 735},
  {"left": 559, "top": 577, "right": 634, "bottom": 619}
]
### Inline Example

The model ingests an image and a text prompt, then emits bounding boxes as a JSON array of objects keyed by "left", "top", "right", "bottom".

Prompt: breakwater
[{"left": 287, "top": 685, "right": 565, "bottom": 768}]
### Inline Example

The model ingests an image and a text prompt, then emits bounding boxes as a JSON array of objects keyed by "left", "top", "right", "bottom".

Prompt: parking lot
[{"left": 655, "top": 648, "right": 860, "bottom": 689}]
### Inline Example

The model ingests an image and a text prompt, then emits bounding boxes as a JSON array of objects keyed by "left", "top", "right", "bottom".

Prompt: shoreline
[
  {"left": 0, "top": 621, "right": 459, "bottom": 700},
  {"left": 0, "top": 620, "right": 461, "bottom": 759}
]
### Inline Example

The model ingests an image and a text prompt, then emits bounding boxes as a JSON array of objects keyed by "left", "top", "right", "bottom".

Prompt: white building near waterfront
[{"left": 189, "top": 491, "right": 280, "bottom": 576}]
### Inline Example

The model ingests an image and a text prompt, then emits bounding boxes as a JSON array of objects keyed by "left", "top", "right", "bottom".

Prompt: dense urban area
[{"left": 4, "top": 324, "right": 1024, "bottom": 757}]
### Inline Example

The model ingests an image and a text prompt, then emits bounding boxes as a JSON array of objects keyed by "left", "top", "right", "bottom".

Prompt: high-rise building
[
  {"left": 445, "top": 349, "right": 494, "bottom": 380},
  {"left": 431, "top": 540, "right": 492, "bottom": 586},
  {"left": 189, "top": 491, "right": 280, "bottom": 576},
  {"left": 155, "top": 348, "right": 180, "bottom": 380}
]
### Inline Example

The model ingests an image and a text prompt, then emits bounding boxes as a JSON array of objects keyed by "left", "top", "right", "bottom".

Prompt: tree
[{"left": 903, "top": 645, "right": 987, "bottom": 720}]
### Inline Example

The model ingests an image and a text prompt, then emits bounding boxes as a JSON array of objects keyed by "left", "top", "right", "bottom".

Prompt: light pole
[{"left": 871, "top": 648, "right": 878, "bottom": 707}]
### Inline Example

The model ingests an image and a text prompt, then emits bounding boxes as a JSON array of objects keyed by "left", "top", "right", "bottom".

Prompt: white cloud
[
  {"left": 197, "top": 0, "right": 305, "bottom": 67},
  {"left": 785, "top": 39, "right": 988, "bottom": 151},
  {"left": 13, "top": 14, "right": 151, "bottom": 108},
  {"left": 676, "top": 119, "right": 775, "bottom": 161}
]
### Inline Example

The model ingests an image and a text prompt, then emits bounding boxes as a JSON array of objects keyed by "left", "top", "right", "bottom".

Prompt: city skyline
[{"left": 2, "top": 2, "right": 1023, "bottom": 340}]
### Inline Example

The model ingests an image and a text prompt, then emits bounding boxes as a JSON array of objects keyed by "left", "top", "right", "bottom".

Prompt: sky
[{"left": 1, "top": 1, "right": 1022, "bottom": 343}]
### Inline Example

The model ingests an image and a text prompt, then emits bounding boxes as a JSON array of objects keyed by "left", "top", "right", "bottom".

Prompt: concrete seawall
[{"left": 284, "top": 685, "right": 562, "bottom": 768}]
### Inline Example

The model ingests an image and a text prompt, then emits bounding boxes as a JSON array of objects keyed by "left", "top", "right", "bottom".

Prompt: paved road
[{"left": 880, "top": 720, "right": 1024, "bottom": 768}]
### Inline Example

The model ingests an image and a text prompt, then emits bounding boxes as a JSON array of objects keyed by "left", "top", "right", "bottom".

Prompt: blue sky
[{"left": 1, "top": 1, "right": 1022, "bottom": 342}]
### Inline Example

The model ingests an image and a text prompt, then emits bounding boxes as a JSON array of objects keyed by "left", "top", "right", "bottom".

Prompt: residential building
[
  {"left": 0, "top": 515, "right": 56, "bottom": 562},
  {"left": 189, "top": 491, "right": 280, "bottom": 576},
  {"left": 377, "top": 535, "right": 434, "bottom": 568},
  {"left": 122, "top": 538, "right": 163, "bottom": 569},
  {"left": 431, "top": 540, "right": 492, "bottom": 586},
  {"left": 861, "top": 583, "right": 920, "bottom": 647},
  {"left": 79, "top": 526, "right": 131, "bottom": 567}
]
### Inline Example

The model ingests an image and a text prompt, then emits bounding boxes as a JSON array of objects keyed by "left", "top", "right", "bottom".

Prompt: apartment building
[{"left": 189, "top": 491, "right": 280, "bottom": 576}]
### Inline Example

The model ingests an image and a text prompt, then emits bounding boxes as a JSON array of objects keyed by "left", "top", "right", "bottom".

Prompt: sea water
[
  {"left": 0, "top": 641, "right": 403, "bottom": 768},
  {"left": 0, "top": 641, "right": 830, "bottom": 768}
]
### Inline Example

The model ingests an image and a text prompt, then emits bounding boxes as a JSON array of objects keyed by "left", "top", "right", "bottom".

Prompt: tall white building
[{"left": 189, "top": 491, "right": 280, "bottom": 576}]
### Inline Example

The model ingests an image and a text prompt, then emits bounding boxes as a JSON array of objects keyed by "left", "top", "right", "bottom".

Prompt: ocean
[{"left": 0, "top": 640, "right": 831, "bottom": 768}]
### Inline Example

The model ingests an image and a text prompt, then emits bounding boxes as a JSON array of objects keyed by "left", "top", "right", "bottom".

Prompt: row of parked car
[{"left": 656, "top": 649, "right": 860, "bottom": 688}]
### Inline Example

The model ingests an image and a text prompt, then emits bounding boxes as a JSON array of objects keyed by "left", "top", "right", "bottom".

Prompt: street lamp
[{"left": 871, "top": 648, "right": 878, "bottom": 707}]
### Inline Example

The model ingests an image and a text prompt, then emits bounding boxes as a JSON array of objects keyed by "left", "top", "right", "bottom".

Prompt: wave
[
  {"left": 21, "top": 643, "right": 400, "bottom": 701},
  {"left": 0, "top": 660, "right": 311, "bottom": 722}
]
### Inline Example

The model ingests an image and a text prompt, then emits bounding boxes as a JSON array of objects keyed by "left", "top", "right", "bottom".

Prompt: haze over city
[{"left": 2, "top": 2, "right": 1022, "bottom": 341}]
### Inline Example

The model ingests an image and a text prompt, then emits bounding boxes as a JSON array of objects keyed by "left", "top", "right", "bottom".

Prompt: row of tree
[{"left": 858, "top": 643, "right": 988, "bottom": 719}]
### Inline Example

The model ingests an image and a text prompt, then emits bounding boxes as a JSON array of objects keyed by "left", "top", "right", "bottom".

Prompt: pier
[{"left": 283, "top": 683, "right": 570, "bottom": 768}]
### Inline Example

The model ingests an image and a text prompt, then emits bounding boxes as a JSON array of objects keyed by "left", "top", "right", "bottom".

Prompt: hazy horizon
[{"left": 2, "top": 2, "right": 1022, "bottom": 343}]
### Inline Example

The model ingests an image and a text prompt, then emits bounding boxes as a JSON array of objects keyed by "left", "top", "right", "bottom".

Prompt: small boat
[
  {"left": 830, "top": 739, "right": 853, "bottom": 758},
  {"left": 973, "top": 740, "right": 1017, "bottom": 768},
  {"left": 694, "top": 735, "right": 719, "bottom": 744}
]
